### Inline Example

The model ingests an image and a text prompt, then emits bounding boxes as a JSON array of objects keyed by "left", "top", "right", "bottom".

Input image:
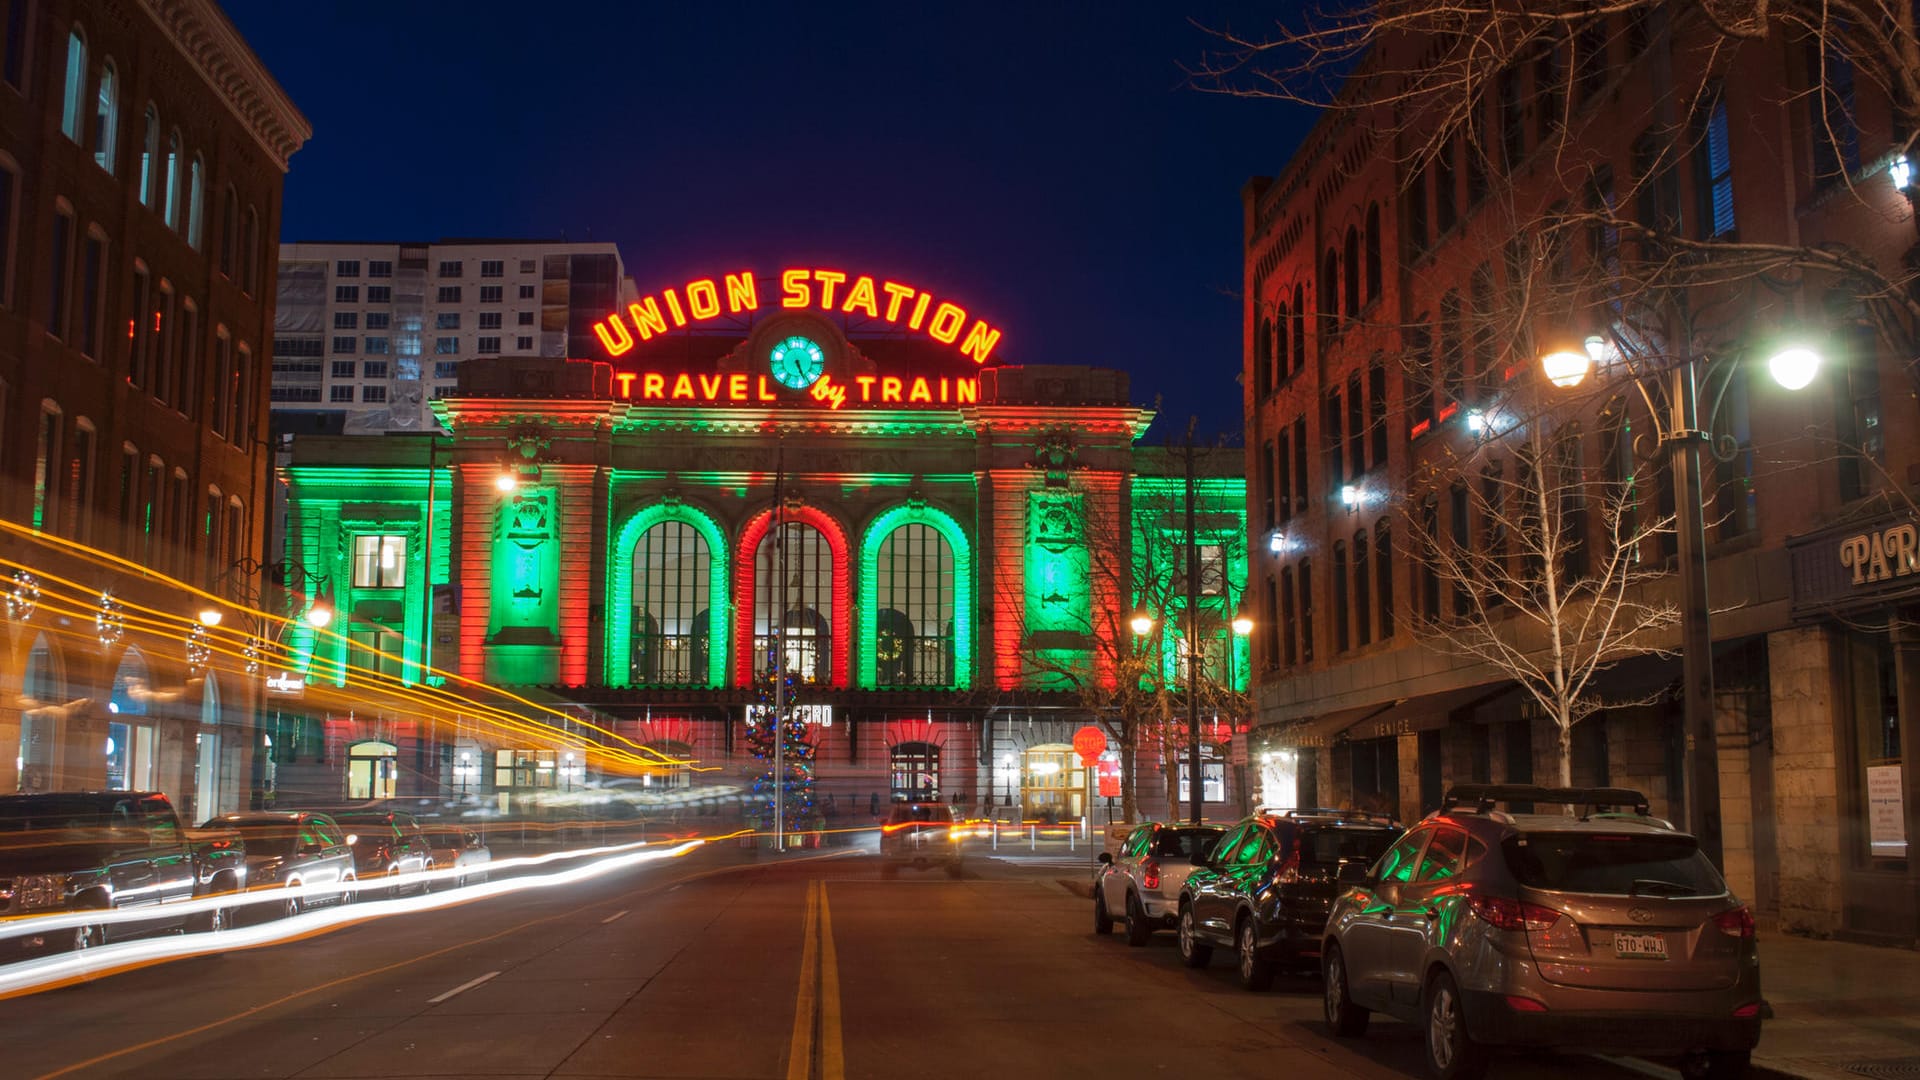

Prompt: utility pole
[
  {"left": 1184, "top": 421, "right": 1203, "bottom": 825},
  {"left": 773, "top": 437, "right": 786, "bottom": 851}
]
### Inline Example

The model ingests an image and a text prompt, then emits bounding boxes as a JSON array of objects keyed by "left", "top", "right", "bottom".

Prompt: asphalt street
[{"left": 0, "top": 838, "right": 1681, "bottom": 1080}]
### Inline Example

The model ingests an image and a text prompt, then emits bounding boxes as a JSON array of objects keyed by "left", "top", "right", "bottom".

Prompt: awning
[
  {"left": 1268, "top": 702, "right": 1395, "bottom": 749},
  {"left": 1346, "top": 682, "right": 1512, "bottom": 742}
]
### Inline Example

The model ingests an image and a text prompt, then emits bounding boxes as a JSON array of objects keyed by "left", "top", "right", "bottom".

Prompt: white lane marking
[
  {"left": 427, "top": 970, "right": 501, "bottom": 1004},
  {"left": 669, "top": 884, "right": 683, "bottom": 892},
  {"left": 601, "top": 909, "right": 629, "bottom": 924}
]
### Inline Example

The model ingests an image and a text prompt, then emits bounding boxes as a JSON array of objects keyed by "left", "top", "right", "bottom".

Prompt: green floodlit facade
[{"left": 273, "top": 316, "right": 1247, "bottom": 818}]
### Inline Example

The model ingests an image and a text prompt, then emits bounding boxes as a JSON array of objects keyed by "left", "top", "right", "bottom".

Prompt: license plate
[{"left": 1613, "top": 932, "right": 1667, "bottom": 960}]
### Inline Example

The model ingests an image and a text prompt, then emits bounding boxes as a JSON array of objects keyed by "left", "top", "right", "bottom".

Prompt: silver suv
[
  {"left": 1321, "top": 785, "right": 1762, "bottom": 1080},
  {"left": 1093, "top": 823, "right": 1222, "bottom": 945}
]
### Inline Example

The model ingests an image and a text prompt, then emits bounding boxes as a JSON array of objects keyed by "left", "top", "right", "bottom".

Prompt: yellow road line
[
  {"left": 786, "top": 880, "right": 821, "bottom": 1080},
  {"left": 817, "top": 883, "right": 845, "bottom": 1080}
]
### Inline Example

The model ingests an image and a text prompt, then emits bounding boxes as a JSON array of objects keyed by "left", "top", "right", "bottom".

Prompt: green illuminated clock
[{"left": 769, "top": 335, "right": 825, "bottom": 389}]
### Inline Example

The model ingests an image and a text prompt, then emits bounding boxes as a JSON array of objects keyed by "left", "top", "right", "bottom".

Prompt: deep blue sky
[{"left": 227, "top": 2, "right": 1316, "bottom": 442}]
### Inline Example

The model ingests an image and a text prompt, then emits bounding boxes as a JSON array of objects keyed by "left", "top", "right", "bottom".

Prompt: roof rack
[
  {"left": 1259, "top": 805, "right": 1402, "bottom": 827},
  {"left": 1440, "top": 784, "right": 1653, "bottom": 820}
]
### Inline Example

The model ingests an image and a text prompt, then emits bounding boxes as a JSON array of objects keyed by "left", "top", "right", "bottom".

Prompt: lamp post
[
  {"left": 1001, "top": 752, "right": 1016, "bottom": 808},
  {"left": 1230, "top": 606, "right": 1252, "bottom": 814},
  {"left": 1542, "top": 334, "right": 1821, "bottom": 866}
]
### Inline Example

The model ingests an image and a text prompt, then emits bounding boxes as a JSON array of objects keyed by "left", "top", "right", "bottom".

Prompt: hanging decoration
[
  {"left": 95, "top": 591, "right": 125, "bottom": 649},
  {"left": 185, "top": 623, "right": 212, "bottom": 672},
  {"left": 746, "top": 666, "right": 818, "bottom": 836},
  {"left": 242, "top": 634, "right": 262, "bottom": 675},
  {"left": 6, "top": 570, "right": 39, "bottom": 622}
]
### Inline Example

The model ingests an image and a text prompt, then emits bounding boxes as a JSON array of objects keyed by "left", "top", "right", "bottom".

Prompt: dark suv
[
  {"left": 1178, "top": 808, "right": 1400, "bottom": 990},
  {"left": 879, "top": 803, "right": 963, "bottom": 879}
]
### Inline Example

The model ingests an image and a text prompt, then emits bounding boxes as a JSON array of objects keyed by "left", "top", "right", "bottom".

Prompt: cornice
[{"left": 140, "top": 0, "right": 311, "bottom": 172}]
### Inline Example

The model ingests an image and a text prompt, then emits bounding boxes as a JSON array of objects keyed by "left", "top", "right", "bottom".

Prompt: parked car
[
  {"left": 1093, "top": 822, "right": 1223, "bottom": 945},
  {"left": 879, "top": 803, "right": 964, "bottom": 878},
  {"left": 1320, "top": 785, "right": 1762, "bottom": 1080},
  {"left": 1178, "top": 808, "right": 1400, "bottom": 990},
  {"left": 327, "top": 808, "right": 433, "bottom": 897},
  {"left": 0, "top": 791, "right": 248, "bottom": 951},
  {"left": 423, "top": 825, "right": 491, "bottom": 889},
  {"left": 209, "top": 811, "right": 357, "bottom": 918}
]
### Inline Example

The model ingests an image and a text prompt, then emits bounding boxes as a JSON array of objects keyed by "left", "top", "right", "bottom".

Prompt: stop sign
[{"left": 1072, "top": 725, "right": 1107, "bottom": 766}]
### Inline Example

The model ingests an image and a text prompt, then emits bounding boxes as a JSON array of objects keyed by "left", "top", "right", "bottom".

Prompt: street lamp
[
  {"left": 1001, "top": 753, "right": 1016, "bottom": 807},
  {"left": 1542, "top": 334, "right": 1822, "bottom": 866}
]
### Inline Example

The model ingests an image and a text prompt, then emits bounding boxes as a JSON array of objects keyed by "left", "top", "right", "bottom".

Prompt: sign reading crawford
[{"left": 1789, "top": 512, "right": 1920, "bottom": 616}]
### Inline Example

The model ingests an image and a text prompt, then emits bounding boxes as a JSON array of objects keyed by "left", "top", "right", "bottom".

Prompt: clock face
[{"left": 769, "top": 335, "right": 825, "bottom": 390}]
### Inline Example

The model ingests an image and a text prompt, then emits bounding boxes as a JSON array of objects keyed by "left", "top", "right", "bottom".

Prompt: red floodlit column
[
  {"left": 733, "top": 505, "right": 852, "bottom": 687},
  {"left": 985, "top": 469, "right": 1032, "bottom": 688}
]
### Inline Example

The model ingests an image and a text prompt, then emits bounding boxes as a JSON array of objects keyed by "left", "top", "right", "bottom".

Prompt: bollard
[
  {"left": 992, "top": 821, "right": 998, "bottom": 850},
  {"left": 1029, "top": 824, "right": 1036, "bottom": 851},
  {"left": 1069, "top": 828, "right": 1076, "bottom": 853}
]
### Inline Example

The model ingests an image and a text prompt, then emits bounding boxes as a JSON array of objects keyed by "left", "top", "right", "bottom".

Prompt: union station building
[{"left": 266, "top": 270, "right": 1250, "bottom": 824}]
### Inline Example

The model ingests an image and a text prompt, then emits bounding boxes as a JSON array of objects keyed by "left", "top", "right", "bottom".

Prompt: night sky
[{"left": 226, "top": 2, "right": 1316, "bottom": 443}]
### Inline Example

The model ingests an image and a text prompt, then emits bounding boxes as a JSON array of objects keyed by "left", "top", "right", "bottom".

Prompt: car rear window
[
  {"left": 236, "top": 826, "right": 299, "bottom": 856},
  {"left": 1151, "top": 829, "right": 1220, "bottom": 859},
  {"left": 888, "top": 804, "right": 954, "bottom": 824},
  {"left": 1300, "top": 827, "right": 1396, "bottom": 866},
  {"left": 1502, "top": 832, "right": 1727, "bottom": 896}
]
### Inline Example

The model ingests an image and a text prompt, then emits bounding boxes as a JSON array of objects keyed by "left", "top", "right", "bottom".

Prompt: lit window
[
  {"left": 59, "top": 30, "right": 84, "bottom": 142},
  {"left": 874, "top": 522, "right": 956, "bottom": 686},
  {"left": 353, "top": 534, "right": 405, "bottom": 588},
  {"left": 631, "top": 520, "right": 712, "bottom": 685},
  {"left": 93, "top": 61, "right": 117, "bottom": 173}
]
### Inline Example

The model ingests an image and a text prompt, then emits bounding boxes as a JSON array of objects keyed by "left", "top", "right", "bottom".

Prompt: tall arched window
[
  {"left": 1255, "top": 315, "right": 1272, "bottom": 396},
  {"left": 138, "top": 105, "right": 158, "bottom": 208},
  {"left": 59, "top": 29, "right": 84, "bottom": 141},
  {"left": 1364, "top": 203, "right": 1382, "bottom": 302},
  {"left": 162, "top": 130, "right": 181, "bottom": 228},
  {"left": 186, "top": 154, "right": 204, "bottom": 249},
  {"left": 93, "top": 60, "right": 116, "bottom": 174},
  {"left": 874, "top": 522, "right": 955, "bottom": 686},
  {"left": 1320, "top": 249, "right": 1338, "bottom": 335},
  {"left": 631, "top": 520, "right": 711, "bottom": 685},
  {"left": 1343, "top": 226, "right": 1361, "bottom": 319},
  {"left": 1291, "top": 284, "right": 1306, "bottom": 372},
  {"left": 755, "top": 521, "right": 832, "bottom": 680},
  {"left": 1275, "top": 302, "right": 1289, "bottom": 382},
  {"left": 1353, "top": 530, "right": 1371, "bottom": 646}
]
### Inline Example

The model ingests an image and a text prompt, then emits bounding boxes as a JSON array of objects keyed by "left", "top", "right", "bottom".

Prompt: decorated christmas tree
[{"left": 746, "top": 665, "right": 817, "bottom": 835}]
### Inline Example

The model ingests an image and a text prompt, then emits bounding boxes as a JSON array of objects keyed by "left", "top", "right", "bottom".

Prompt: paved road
[{"left": 0, "top": 840, "right": 1675, "bottom": 1079}]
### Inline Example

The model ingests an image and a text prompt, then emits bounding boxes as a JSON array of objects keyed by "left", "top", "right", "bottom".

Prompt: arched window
[
  {"left": 346, "top": 740, "right": 397, "bottom": 801},
  {"left": 1275, "top": 302, "right": 1289, "bottom": 382},
  {"left": 631, "top": 520, "right": 711, "bottom": 685},
  {"left": 138, "top": 105, "right": 158, "bottom": 208},
  {"left": 1254, "top": 315, "right": 1271, "bottom": 396},
  {"left": 1291, "top": 284, "right": 1305, "bottom": 373},
  {"left": 1375, "top": 517, "right": 1394, "bottom": 639},
  {"left": 890, "top": 741, "right": 941, "bottom": 802},
  {"left": 162, "top": 130, "right": 181, "bottom": 228},
  {"left": 93, "top": 60, "right": 116, "bottom": 174},
  {"left": 186, "top": 154, "right": 204, "bottom": 249},
  {"left": 1353, "top": 530, "right": 1371, "bottom": 646},
  {"left": 1364, "top": 203, "right": 1382, "bottom": 302},
  {"left": 874, "top": 522, "right": 955, "bottom": 686},
  {"left": 59, "top": 28, "right": 84, "bottom": 142},
  {"left": 1343, "top": 225, "right": 1360, "bottom": 319},
  {"left": 20, "top": 633, "right": 65, "bottom": 792},
  {"left": 1320, "top": 249, "right": 1338, "bottom": 335},
  {"left": 755, "top": 521, "right": 832, "bottom": 681}
]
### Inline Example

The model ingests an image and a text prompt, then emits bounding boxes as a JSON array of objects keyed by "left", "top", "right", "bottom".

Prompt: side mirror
[
  {"left": 1097, "top": 852, "right": 1113, "bottom": 865},
  {"left": 1336, "top": 861, "right": 1369, "bottom": 886}
]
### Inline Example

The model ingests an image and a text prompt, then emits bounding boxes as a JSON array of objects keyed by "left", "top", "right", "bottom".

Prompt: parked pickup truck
[{"left": 0, "top": 791, "right": 248, "bottom": 952}]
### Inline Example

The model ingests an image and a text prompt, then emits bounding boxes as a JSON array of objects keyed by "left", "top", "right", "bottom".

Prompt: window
[
  {"left": 754, "top": 521, "right": 834, "bottom": 681},
  {"left": 1711, "top": 365, "right": 1755, "bottom": 542},
  {"left": 478, "top": 311, "right": 502, "bottom": 330},
  {"left": 516, "top": 335, "right": 532, "bottom": 351},
  {"left": 1498, "top": 66, "right": 1525, "bottom": 167},
  {"left": 47, "top": 205, "right": 72, "bottom": 340},
  {"left": 1276, "top": 433, "right": 1291, "bottom": 525},
  {"left": 480, "top": 259, "right": 503, "bottom": 278},
  {"left": 1325, "top": 389, "right": 1344, "bottom": 487},
  {"left": 272, "top": 386, "right": 320, "bottom": 403},
  {"left": 151, "top": 282, "right": 172, "bottom": 406},
  {"left": 516, "top": 310, "right": 533, "bottom": 326},
  {"left": 1406, "top": 166, "right": 1428, "bottom": 257},
  {"left": 141, "top": 456, "right": 161, "bottom": 565},
  {"left": 1319, "top": 249, "right": 1338, "bottom": 336},
  {"left": 138, "top": 106, "right": 158, "bottom": 208},
  {"left": 128, "top": 263, "right": 149, "bottom": 385},
  {"left": 1260, "top": 438, "right": 1275, "bottom": 529},
  {"left": 335, "top": 260, "right": 360, "bottom": 278},
  {"left": 1836, "top": 322, "right": 1883, "bottom": 502},
  {"left": 436, "top": 286, "right": 461, "bottom": 303},
  {"left": 1353, "top": 530, "right": 1371, "bottom": 646},
  {"left": 479, "top": 285, "right": 502, "bottom": 303},
  {"left": 631, "top": 521, "right": 711, "bottom": 684},
  {"left": 0, "top": 163, "right": 15, "bottom": 307},
  {"left": 1343, "top": 226, "right": 1360, "bottom": 319},
  {"left": 1346, "top": 372, "right": 1365, "bottom": 475},
  {"left": 352, "top": 534, "right": 406, "bottom": 588},
  {"left": 875, "top": 522, "right": 956, "bottom": 686},
  {"left": 1407, "top": 319, "right": 1434, "bottom": 435},
  {"left": 432, "top": 384, "right": 455, "bottom": 399},
  {"left": 333, "top": 311, "right": 358, "bottom": 330},
  {"left": 361, "top": 385, "right": 386, "bottom": 403},
  {"left": 59, "top": 29, "right": 84, "bottom": 142},
  {"left": 365, "top": 311, "right": 390, "bottom": 329},
  {"left": 366, "top": 285, "right": 390, "bottom": 304},
  {"left": 332, "top": 335, "right": 357, "bottom": 354},
  {"left": 1332, "top": 540, "right": 1350, "bottom": 652},
  {"left": 1694, "top": 84, "right": 1736, "bottom": 239},
  {"left": 177, "top": 301, "right": 198, "bottom": 419},
  {"left": 1292, "top": 417, "right": 1308, "bottom": 516},
  {"left": 93, "top": 60, "right": 116, "bottom": 173},
  {"left": 519, "top": 259, "right": 536, "bottom": 274},
  {"left": 1434, "top": 137, "right": 1458, "bottom": 234},
  {"left": 1536, "top": 41, "right": 1564, "bottom": 143},
  {"left": 32, "top": 403, "right": 61, "bottom": 530},
  {"left": 329, "top": 385, "right": 353, "bottom": 402},
  {"left": 232, "top": 344, "right": 252, "bottom": 445},
  {"left": 477, "top": 336, "right": 500, "bottom": 354},
  {"left": 434, "top": 360, "right": 458, "bottom": 379},
  {"left": 363, "top": 360, "right": 389, "bottom": 379},
  {"left": 331, "top": 360, "right": 356, "bottom": 378},
  {"left": 210, "top": 329, "right": 231, "bottom": 438},
  {"left": 437, "top": 260, "right": 462, "bottom": 278},
  {"left": 434, "top": 337, "right": 459, "bottom": 355},
  {"left": 77, "top": 230, "right": 104, "bottom": 358},
  {"left": 1280, "top": 566, "right": 1297, "bottom": 666},
  {"left": 1274, "top": 305, "right": 1288, "bottom": 386},
  {"left": 1375, "top": 518, "right": 1394, "bottom": 639},
  {"left": 435, "top": 312, "right": 460, "bottom": 330},
  {"left": 1419, "top": 496, "right": 1441, "bottom": 621},
  {"left": 1298, "top": 559, "right": 1314, "bottom": 662},
  {"left": 518, "top": 284, "right": 535, "bottom": 300},
  {"left": 368, "top": 259, "right": 392, "bottom": 278},
  {"left": 365, "top": 336, "right": 389, "bottom": 355},
  {"left": 1633, "top": 127, "right": 1681, "bottom": 240},
  {"left": 2, "top": 0, "right": 28, "bottom": 88},
  {"left": 1368, "top": 364, "right": 1388, "bottom": 467},
  {"left": 186, "top": 155, "right": 203, "bottom": 248},
  {"left": 1575, "top": 18, "right": 1607, "bottom": 105},
  {"left": 117, "top": 443, "right": 137, "bottom": 553},
  {"left": 162, "top": 130, "right": 180, "bottom": 228},
  {"left": 1364, "top": 203, "right": 1382, "bottom": 302},
  {"left": 1809, "top": 41, "right": 1860, "bottom": 185},
  {"left": 1450, "top": 483, "right": 1471, "bottom": 617},
  {"left": 335, "top": 285, "right": 359, "bottom": 303}
]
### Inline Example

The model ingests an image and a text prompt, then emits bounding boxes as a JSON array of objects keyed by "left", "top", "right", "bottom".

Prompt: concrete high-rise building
[{"left": 271, "top": 240, "right": 632, "bottom": 433}]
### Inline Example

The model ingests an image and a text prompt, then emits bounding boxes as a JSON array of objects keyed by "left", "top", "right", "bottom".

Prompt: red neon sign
[
  {"left": 592, "top": 268, "right": 1003, "bottom": 365},
  {"left": 607, "top": 370, "right": 978, "bottom": 410}
]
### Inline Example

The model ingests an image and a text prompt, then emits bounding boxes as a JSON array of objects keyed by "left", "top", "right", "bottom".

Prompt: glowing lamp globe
[
  {"left": 1767, "top": 345, "right": 1822, "bottom": 391},
  {"left": 1130, "top": 612, "right": 1154, "bottom": 636},
  {"left": 1232, "top": 613, "right": 1254, "bottom": 636},
  {"left": 304, "top": 604, "right": 333, "bottom": 629},
  {"left": 1541, "top": 348, "right": 1591, "bottom": 389}
]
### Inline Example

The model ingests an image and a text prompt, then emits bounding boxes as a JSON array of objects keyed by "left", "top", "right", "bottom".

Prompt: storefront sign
[
  {"left": 1840, "top": 523, "right": 1920, "bottom": 586},
  {"left": 1867, "top": 764, "right": 1906, "bottom": 857},
  {"left": 1789, "top": 513, "right": 1920, "bottom": 616},
  {"left": 264, "top": 672, "right": 306, "bottom": 697},
  {"left": 593, "top": 268, "right": 1002, "bottom": 364}
]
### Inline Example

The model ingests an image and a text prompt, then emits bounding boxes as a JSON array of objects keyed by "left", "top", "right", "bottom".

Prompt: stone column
[
  {"left": 1715, "top": 686, "right": 1759, "bottom": 907},
  {"left": 1767, "top": 624, "right": 1845, "bottom": 937}
]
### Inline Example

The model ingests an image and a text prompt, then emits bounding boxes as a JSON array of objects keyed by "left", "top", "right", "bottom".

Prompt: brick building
[
  {"left": 0, "top": 0, "right": 306, "bottom": 818},
  {"left": 1243, "top": 10, "right": 1918, "bottom": 943}
]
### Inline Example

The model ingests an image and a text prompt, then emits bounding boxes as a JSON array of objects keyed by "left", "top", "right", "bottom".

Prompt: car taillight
[
  {"left": 1470, "top": 894, "right": 1561, "bottom": 933},
  {"left": 1732, "top": 1002, "right": 1762, "bottom": 1018},
  {"left": 1141, "top": 858, "right": 1161, "bottom": 891},
  {"left": 1504, "top": 995, "right": 1548, "bottom": 1013},
  {"left": 1275, "top": 851, "right": 1301, "bottom": 885},
  {"left": 1712, "top": 905, "right": 1756, "bottom": 939}
]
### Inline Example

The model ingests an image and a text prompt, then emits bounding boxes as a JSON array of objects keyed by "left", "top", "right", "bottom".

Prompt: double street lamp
[
  {"left": 1131, "top": 604, "right": 1253, "bottom": 825},
  {"left": 1539, "top": 332, "right": 1822, "bottom": 866}
]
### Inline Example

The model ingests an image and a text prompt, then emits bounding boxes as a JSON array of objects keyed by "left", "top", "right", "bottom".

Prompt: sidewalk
[{"left": 1749, "top": 930, "right": 1920, "bottom": 1079}]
